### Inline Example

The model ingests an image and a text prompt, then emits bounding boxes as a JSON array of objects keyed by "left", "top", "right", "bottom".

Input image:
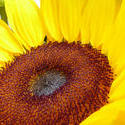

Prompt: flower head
[{"left": 0, "top": 0, "right": 125, "bottom": 124}]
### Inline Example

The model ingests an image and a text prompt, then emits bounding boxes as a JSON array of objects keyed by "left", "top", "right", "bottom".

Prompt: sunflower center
[
  {"left": 31, "top": 70, "right": 66, "bottom": 96},
  {"left": 0, "top": 41, "right": 113, "bottom": 124}
]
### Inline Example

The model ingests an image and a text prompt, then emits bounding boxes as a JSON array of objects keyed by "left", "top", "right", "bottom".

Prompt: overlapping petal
[
  {"left": 102, "top": 0, "right": 125, "bottom": 75},
  {"left": 40, "top": 0, "right": 63, "bottom": 41},
  {"left": 5, "top": 0, "right": 45, "bottom": 49},
  {"left": 58, "top": 0, "right": 84, "bottom": 42},
  {"left": 0, "top": 19, "right": 24, "bottom": 53},
  {"left": 0, "top": 19, "right": 24, "bottom": 67},
  {"left": 102, "top": 0, "right": 125, "bottom": 100},
  {"left": 109, "top": 70, "right": 125, "bottom": 102},
  {"left": 81, "top": 0, "right": 117, "bottom": 47},
  {"left": 80, "top": 99, "right": 125, "bottom": 125}
]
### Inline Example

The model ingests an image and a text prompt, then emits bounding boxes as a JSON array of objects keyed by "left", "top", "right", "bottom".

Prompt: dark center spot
[{"left": 31, "top": 71, "right": 66, "bottom": 96}]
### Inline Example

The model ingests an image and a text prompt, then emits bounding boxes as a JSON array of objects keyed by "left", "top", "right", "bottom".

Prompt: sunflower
[{"left": 0, "top": 0, "right": 125, "bottom": 124}]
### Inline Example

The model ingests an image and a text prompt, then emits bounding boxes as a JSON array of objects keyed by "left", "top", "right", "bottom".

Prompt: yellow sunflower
[{"left": 0, "top": 0, "right": 125, "bottom": 124}]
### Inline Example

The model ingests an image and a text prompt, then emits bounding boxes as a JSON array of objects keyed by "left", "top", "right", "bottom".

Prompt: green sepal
[
  {"left": 0, "top": 0, "right": 4, "bottom": 7},
  {"left": 0, "top": 0, "right": 7, "bottom": 24}
]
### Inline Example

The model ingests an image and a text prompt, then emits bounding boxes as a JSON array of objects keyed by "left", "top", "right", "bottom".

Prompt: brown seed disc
[{"left": 0, "top": 42, "right": 113, "bottom": 125}]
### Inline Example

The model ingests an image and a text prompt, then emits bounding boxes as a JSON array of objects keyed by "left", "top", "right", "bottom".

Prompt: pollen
[{"left": 0, "top": 41, "right": 113, "bottom": 124}]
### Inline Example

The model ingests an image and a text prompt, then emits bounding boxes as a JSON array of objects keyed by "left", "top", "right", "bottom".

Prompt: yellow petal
[
  {"left": 5, "top": 0, "right": 45, "bottom": 49},
  {"left": 81, "top": 0, "right": 117, "bottom": 48},
  {"left": 103, "top": 0, "right": 125, "bottom": 75},
  {"left": 112, "top": 110, "right": 125, "bottom": 125},
  {"left": 109, "top": 70, "right": 125, "bottom": 102},
  {"left": 0, "top": 19, "right": 24, "bottom": 54},
  {"left": 101, "top": 0, "right": 125, "bottom": 95},
  {"left": 80, "top": 99, "right": 125, "bottom": 125},
  {"left": 59, "top": 0, "right": 84, "bottom": 42},
  {"left": 40, "top": 0, "right": 63, "bottom": 41},
  {"left": 0, "top": 47, "right": 13, "bottom": 62}
]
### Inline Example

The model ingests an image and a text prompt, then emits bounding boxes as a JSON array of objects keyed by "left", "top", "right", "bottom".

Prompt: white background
[{"left": 34, "top": 0, "right": 40, "bottom": 7}]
